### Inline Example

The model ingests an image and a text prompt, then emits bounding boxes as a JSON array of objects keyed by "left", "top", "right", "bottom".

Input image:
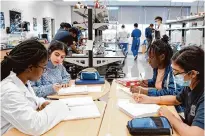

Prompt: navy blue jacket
[
  {"left": 145, "top": 27, "right": 152, "bottom": 39},
  {"left": 147, "top": 64, "right": 184, "bottom": 112},
  {"left": 53, "top": 29, "right": 73, "bottom": 46}
]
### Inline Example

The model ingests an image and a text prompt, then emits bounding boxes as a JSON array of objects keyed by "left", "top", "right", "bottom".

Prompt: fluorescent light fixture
[
  {"left": 117, "top": 0, "right": 139, "bottom": 1},
  {"left": 0, "top": 0, "right": 53, "bottom": 2},
  {"left": 107, "top": 7, "right": 119, "bottom": 10},
  {"left": 63, "top": 0, "right": 85, "bottom": 1},
  {"left": 171, "top": 0, "right": 195, "bottom": 2}
]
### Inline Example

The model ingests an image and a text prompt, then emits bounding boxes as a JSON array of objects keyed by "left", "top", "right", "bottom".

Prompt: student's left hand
[
  {"left": 61, "top": 83, "right": 69, "bottom": 88},
  {"left": 130, "top": 86, "right": 148, "bottom": 95},
  {"left": 39, "top": 101, "right": 50, "bottom": 110},
  {"left": 158, "top": 106, "right": 173, "bottom": 119}
]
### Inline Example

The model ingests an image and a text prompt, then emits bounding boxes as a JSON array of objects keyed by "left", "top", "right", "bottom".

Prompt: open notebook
[
  {"left": 58, "top": 86, "right": 88, "bottom": 95},
  {"left": 118, "top": 99, "right": 160, "bottom": 118},
  {"left": 118, "top": 87, "right": 132, "bottom": 96},
  {"left": 59, "top": 97, "right": 101, "bottom": 120},
  {"left": 57, "top": 86, "right": 102, "bottom": 95}
]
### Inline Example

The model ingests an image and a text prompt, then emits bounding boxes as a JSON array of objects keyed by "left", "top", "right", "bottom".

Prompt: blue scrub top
[
  {"left": 145, "top": 27, "right": 152, "bottom": 39},
  {"left": 131, "top": 28, "right": 141, "bottom": 38}
]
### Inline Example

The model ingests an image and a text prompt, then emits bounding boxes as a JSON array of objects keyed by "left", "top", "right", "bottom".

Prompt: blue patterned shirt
[{"left": 31, "top": 61, "right": 70, "bottom": 98}]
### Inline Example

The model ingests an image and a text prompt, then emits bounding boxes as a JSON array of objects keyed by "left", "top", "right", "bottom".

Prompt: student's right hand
[
  {"left": 53, "top": 83, "right": 62, "bottom": 92},
  {"left": 132, "top": 93, "right": 151, "bottom": 104}
]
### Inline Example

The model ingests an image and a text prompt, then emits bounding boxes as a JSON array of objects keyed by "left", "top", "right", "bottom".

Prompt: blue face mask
[{"left": 174, "top": 74, "right": 191, "bottom": 87}]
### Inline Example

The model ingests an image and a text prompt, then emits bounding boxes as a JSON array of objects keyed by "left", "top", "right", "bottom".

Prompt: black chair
[{"left": 105, "top": 44, "right": 126, "bottom": 80}]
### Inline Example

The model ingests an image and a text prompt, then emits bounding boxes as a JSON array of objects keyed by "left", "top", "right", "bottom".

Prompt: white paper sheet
[
  {"left": 87, "top": 86, "right": 102, "bottom": 92},
  {"left": 118, "top": 99, "right": 160, "bottom": 118},
  {"left": 118, "top": 87, "right": 132, "bottom": 96},
  {"left": 58, "top": 86, "right": 88, "bottom": 95},
  {"left": 59, "top": 97, "right": 93, "bottom": 107},
  {"left": 64, "top": 105, "right": 101, "bottom": 120},
  {"left": 59, "top": 97, "right": 101, "bottom": 120}
]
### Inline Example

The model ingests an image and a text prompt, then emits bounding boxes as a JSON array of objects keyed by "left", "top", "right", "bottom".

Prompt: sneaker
[
  {"left": 134, "top": 55, "right": 138, "bottom": 60},
  {"left": 125, "top": 52, "right": 128, "bottom": 58}
]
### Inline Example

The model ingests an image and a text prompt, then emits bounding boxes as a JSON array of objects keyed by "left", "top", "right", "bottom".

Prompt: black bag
[
  {"left": 127, "top": 116, "right": 173, "bottom": 136},
  {"left": 155, "top": 30, "right": 161, "bottom": 40}
]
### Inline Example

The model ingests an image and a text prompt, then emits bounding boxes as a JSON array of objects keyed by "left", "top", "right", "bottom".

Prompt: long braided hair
[{"left": 1, "top": 39, "right": 48, "bottom": 81}]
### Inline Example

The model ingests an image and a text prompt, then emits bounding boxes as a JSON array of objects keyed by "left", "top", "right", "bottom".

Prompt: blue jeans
[
  {"left": 131, "top": 38, "right": 140, "bottom": 57},
  {"left": 119, "top": 43, "right": 128, "bottom": 52}
]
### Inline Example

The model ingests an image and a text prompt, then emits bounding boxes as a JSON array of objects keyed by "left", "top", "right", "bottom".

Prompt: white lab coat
[
  {"left": 1, "top": 71, "right": 70, "bottom": 136},
  {"left": 117, "top": 28, "right": 130, "bottom": 43},
  {"left": 156, "top": 24, "right": 166, "bottom": 38}
]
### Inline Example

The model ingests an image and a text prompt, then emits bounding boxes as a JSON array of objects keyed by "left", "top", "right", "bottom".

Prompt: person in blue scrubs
[{"left": 131, "top": 23, "right": 141, "bottom": 60}]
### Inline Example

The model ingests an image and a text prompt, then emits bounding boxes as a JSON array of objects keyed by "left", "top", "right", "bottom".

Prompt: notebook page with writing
[
  {"left": 58, "top": 86, "right": 88, "bottom": 95},
  {"left": 59, "top": 97, "right": 93, "bottom": 107},
  {"left": 59, "top": 97, "right": 101, "bottom": 120},
  {"left": 118, "top": 99, "right": 160, "bottom": 118},
  {"left": 64, "top": 105, "right": 101, "bottom": 120}
]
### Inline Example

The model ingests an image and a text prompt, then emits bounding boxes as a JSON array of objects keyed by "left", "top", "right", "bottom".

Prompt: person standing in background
[
  {"left": 118, "top": 24, "right": 130, "bottom": 55},
  {"left": 145, "top": 24, "right": 154, "bottom": 47},
  {"left": 154, "top": 16, "right": 166, "bottom": 40},
  {"left": 131, "top": 23, "right": 141, "bottom": 60}
]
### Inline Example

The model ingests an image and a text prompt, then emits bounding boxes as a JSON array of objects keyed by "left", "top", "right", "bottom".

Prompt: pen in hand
[{"left": 138, "top": 73, "right": 143, "bottom": 102}]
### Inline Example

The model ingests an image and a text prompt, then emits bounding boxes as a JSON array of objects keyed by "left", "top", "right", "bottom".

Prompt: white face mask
[
  {"left": 174, "top": 74, "right": 191, "bottom": 87},
  {"left": 155, "top": 21, "right": 160, "bottom": 26}
]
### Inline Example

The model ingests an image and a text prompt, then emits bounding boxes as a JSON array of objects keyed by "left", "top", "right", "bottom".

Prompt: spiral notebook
[{"left": 60, "top": 97, "right": 101, "bottom": 120}]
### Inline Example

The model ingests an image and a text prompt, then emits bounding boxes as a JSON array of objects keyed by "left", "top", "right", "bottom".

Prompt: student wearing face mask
[
  {"left": 31, "top": 40, "right": 71, "bottom": 98},
  {"left": 154, "top": 16, "right": 166, "bottom": 40},
  {"left": 1, "top": 40, "right": 71, "bottom": 135},
  {"left": 131, "top": 35, "right": 183, "bottom": 112},
  {"left": 133, "top": 46, "right": 204, "bottom": 136}
]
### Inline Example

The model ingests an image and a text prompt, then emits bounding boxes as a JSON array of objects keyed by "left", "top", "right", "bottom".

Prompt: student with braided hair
[
  {"left": 130, "top": 35, "right": 183, "bottom": 112},
  {"left": 1, "top": 40, "right": 72, "bottom": 135}
]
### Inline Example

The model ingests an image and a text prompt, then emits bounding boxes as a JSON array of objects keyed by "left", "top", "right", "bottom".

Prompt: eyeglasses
[
  {"left": 37, "top": 65, "right": 47, "bottom": 73},
  {"left": 173, "top": 71, "right": 187, "bottom": 76}
]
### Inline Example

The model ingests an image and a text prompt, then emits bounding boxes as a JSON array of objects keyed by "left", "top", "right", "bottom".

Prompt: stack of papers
[
  {"left": 118, "top": 99, "right": 160, "bottom": 118},
  {"left": 58, "top": 86, "right": 102, "bottom": 95},
  {"left": 60, "top": 97, "right": 101, "bottom": 120}
]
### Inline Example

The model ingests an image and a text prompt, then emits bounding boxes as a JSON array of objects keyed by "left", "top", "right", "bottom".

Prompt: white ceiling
[{"left": 51, "top": 0, "right": 205, "bottom": 6}]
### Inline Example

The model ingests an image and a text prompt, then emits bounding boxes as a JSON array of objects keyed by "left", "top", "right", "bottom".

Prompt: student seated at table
[
  {"left": 31, "top": 40, "right": 70, "bottom": 98},
  {"left": 131, "top": 35, "right": 183, "bottom": 112},
  {"left": 1, "top": 40, "right": 71, "bottom": 135},
  {"left": 133, "top": 46, "right": 204, "bottom": 136}
]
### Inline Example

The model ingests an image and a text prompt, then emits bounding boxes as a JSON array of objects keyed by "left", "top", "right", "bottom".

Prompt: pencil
[{"left": 138, "top": 73, "right": 143, "bottom": 102}]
